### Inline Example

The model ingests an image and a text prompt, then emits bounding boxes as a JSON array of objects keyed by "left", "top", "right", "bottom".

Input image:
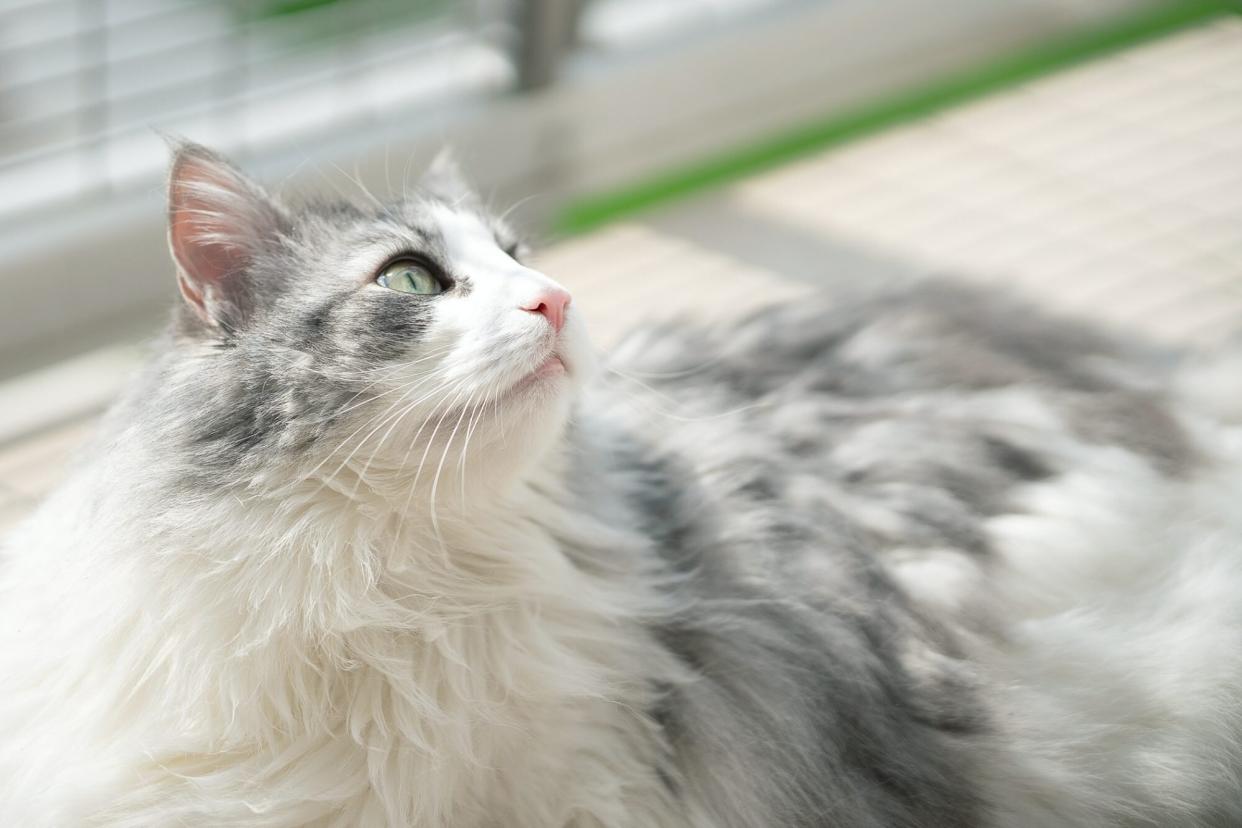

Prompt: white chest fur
[{"left": 0, "top": 474, "right": 681, "bottom": 827}]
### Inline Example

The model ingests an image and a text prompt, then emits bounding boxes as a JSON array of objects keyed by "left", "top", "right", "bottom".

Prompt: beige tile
[
  {"left": 0, "top": 418, "right": 97, "bottom": 500},
  {"left": 728, "top": 17, "right": 1242, "bottom": 348},
  {"left": 0, "top": 493, "right": 35, "bottom": 538},
  {"left": 535, "top": 222, "right": 811, "bottom": 346}
]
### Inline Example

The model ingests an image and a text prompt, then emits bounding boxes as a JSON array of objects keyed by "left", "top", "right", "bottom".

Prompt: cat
[{"left": 2, "top": 141, "right": 1242, "bottom": 827}]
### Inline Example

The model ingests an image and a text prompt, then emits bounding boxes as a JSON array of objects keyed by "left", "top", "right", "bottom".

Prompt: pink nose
[{"left": 520, "top": 288, "right": 571, "bottom": 333}]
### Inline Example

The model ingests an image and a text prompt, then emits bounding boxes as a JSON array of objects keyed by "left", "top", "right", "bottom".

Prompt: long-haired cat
[{"left": 3, "top": 142, "right": 1242, "bottom": 827}]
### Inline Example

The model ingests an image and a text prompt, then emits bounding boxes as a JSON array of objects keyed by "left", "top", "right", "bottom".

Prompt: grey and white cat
[{"left": 3, "top": 142, "right": 1242, "bottom": 827}]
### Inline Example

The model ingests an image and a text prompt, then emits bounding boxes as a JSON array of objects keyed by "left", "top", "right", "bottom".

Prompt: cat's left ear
[
  {"left": 167, "top": 142, "right": 288, "bottom": 331},
  {"left": 419, "top": 148, "right": 477, "bottom": 206}
]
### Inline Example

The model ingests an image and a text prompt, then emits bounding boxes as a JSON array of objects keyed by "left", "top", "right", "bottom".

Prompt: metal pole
[{"left": 513, "top": 0, "right": 579, "bottom": 92}]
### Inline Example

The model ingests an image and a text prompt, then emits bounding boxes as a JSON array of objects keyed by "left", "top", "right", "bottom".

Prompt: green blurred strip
[
  {"left": 555, "top": 0, "right": 1239, "bottom": 235},
  {"left": 244, "top": 0, "right": 449, "bottom": 25},
  {"left": 253, "top": 0, "right": 341, "bottom": 17}
]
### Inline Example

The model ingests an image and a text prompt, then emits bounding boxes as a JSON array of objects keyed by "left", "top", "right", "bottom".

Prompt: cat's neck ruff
[
  {"left": 1, "top": 425, "right": 679, "bottom": 826},
  {"left": 178, "top": 448, "right": 677, "bottom": 825}
]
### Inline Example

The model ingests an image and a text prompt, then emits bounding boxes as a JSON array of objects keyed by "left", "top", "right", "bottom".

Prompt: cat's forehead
[{"left": 297, "top": 195, "right": 496, "bottom": 253}]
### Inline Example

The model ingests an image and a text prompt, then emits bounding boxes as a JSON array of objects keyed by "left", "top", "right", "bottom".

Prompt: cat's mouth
[{"left": 504, "top": 353, "right": 567, "bottom": 398}]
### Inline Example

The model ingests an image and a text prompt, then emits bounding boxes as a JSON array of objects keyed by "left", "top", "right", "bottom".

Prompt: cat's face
[{"left": 166, "top": 142, "right": 592, "bottom": 498}]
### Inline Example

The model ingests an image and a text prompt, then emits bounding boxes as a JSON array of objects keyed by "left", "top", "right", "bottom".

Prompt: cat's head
[{"left": 164, "top": 141, "right": 592, "bottom": 501}]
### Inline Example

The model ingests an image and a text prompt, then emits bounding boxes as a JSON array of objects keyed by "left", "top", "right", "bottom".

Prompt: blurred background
[{"left": 0, "top": 0, "right": 1239, "bottom": 526}]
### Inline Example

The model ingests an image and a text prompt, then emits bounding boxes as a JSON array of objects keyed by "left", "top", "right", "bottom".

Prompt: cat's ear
[
  {"left": 167, "top": 142, "right": 287, "bottom": 330},
  {"left": 419, "top": 148, "right": 477, "bottom": 206}
]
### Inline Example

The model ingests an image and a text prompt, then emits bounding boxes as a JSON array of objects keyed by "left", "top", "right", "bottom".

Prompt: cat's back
[
  {"left": 600, "top": 281, "right": 1194, "bottom": 569},
  {"left": 584, "top": 282, "right": 1242, "bottom": 827},
  {"left": 607, "top": 281, "right": 1184, "bottom": 435}
]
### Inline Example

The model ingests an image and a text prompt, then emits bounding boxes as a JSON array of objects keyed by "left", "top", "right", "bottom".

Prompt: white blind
[{"left": 0, "top": 0, "right": 512, "bottom": 222}]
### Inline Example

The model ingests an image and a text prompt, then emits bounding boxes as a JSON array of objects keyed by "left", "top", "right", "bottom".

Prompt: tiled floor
[
  {"left": 2, "top": 15, "right": 1241, "bottom": 534},
  {"left": 732, "top": 17, "right": 1242, "bottom": 347}
]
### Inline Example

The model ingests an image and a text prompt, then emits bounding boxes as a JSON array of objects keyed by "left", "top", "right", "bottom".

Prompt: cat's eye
[{"left": 376, "top": 260, "right": 444, "bottom": 295}]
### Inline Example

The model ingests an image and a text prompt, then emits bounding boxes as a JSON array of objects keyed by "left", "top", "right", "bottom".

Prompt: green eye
[{"left": 377, "top": 260, "right": 443, "bottom": 295}]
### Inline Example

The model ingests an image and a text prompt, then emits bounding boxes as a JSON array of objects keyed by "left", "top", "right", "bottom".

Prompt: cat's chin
[
  {"left": 488, "top": 326, "right": 593, "bottom": 460},
  {"left": 494, "top": 353, "right": 572, "bottom": 409},
  {"left": 512, "top": 354, "right": 567, "bottom": 391}
]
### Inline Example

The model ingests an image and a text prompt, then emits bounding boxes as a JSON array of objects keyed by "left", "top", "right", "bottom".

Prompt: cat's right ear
[
  {"left": 167, "top": 142, "right": 287, "bottom": 331},
  {"left": 419, "top": 148, "right": 478, "bottom": 207}
]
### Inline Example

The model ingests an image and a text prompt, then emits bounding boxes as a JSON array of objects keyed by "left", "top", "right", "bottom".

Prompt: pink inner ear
[
  {"left": 171, "top": 194, "right": 245, "bottom": 269},
  {"left": 168, "top": 158, "right": 257, "bottom": 324}
]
